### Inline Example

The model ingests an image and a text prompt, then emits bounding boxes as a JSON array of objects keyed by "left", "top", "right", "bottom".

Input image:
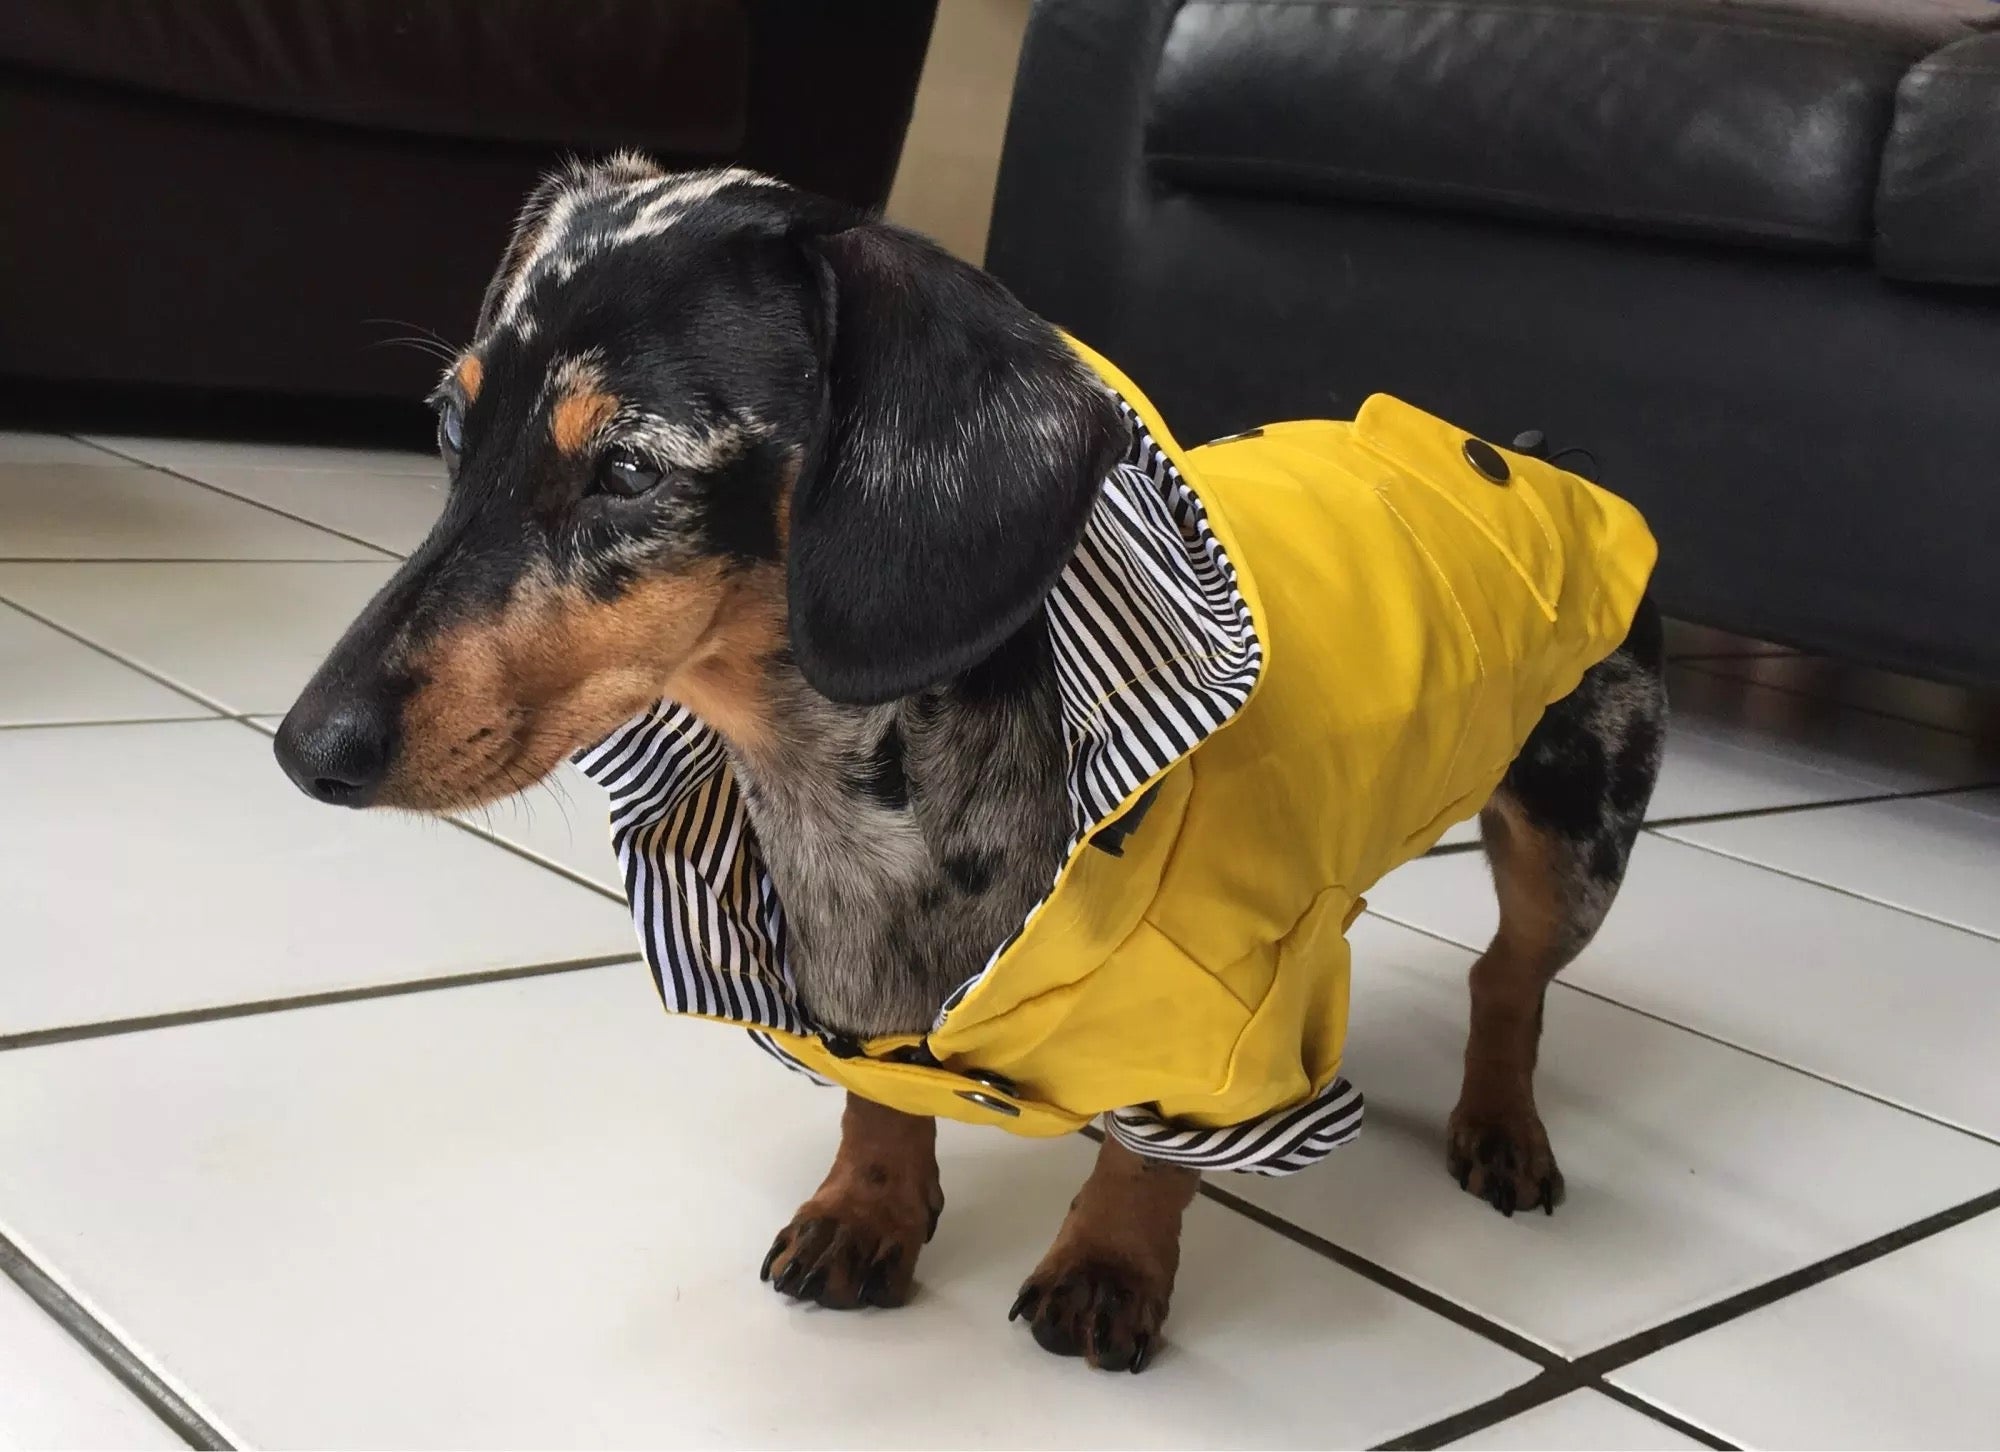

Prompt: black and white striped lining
[
  {"left": 577, "top": 705, "right": 807, "bottom": 1034},
  {"left": 935, "top": 403, "right": 1263, "bottom": 1021},
  {"left": 575, "top": 395, "right": 1361, "bottom": 1175},
  {"left": 1106, "top": 1077, "right": 1365, "bottom": 1176}
]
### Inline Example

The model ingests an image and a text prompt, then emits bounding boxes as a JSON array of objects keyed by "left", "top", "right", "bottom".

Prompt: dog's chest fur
[{"left": 726, "top": 630, "right": 1073, "bottom": 1038}]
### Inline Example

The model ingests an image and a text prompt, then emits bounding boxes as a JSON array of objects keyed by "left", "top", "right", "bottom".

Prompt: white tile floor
[{"left": 2, "top": 429, "right": 1997, "bottom": 1450}]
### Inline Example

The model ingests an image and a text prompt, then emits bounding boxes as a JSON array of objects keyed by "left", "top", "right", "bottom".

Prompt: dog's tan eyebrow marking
[
  {"left": 544, "top": 356, "right": 619, "bottom": 456},
  {"left": 453, "top": 354, "right": 483, "bottom": 401},
  {"left": 552, "top": 389, "right": 620, "bottom": 456}
]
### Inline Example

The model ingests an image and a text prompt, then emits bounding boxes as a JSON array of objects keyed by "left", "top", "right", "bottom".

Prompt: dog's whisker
[
  {"left": 364, "top": 316, "right": 460, "bottom": 352},
  {"left": 367, "top": 335, "right": 460, "bottom": 364}
]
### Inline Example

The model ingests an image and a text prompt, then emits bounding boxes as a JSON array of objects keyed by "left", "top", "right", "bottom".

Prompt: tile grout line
[
  {"left": 1590, "top": 1381, "right": 1738, "bottom": 1449},
  {"left": 224, "top": 714, "right": 630, "bottom": 905},
  {"left": 66, "top": 432, "right": 438, "bottom": 479},
  {"left": 1642, "top": 825, "right": 2000, "bottom": 948},
  {"left": 71, "top": 439, "right": 404, "bottom": 561},
  {"left": 1556, "top": 977, "right": 2000, "bottom": 1150},
  {"left": 0, "top": 598, "right": 236, "bottom": 717},
  {"left": 1643, "top": 778, "right": 2000, "bottom": 830},
  {"left": 1365, "top": 906, "right": 2000, "bottom": 1151},
  {"left": 1191, "top": 1169, "right": 1561, "bottom": 1370},
  {"left": 442, "top": 815, "right": 629, "bottom": 903},
  {"left": 1375, "top": 1371, "right": 1737, "bottom": 1451},
  {"left": 1372, "top": 1370, "right": 1575, "bottom": 1451},
  {"left": 1415, "top": 803, "right": 2000, "bottom": 949},
  {"left": 1671, "top": 658, "right": 1999, "bottom": 742},
  {"left": 1194, "top": 1118, "right": 1999, "bottom": 1444},
  {"left": 1572, "top": 1184, "right": 2000, "bottom": 1380},
  {"left": 0, "top": 1229, "right": 232, "bottom": 1450},
  {"left": 1420, "top": 779, "right": 2000, "bottom": 859},
  {"left": 1187, "top": 1167, "right": 1731, "bottom": 1449},
  {"left": 0, "top": 953, "right": 641, "bottom": 1053},
  {"left": 0, "top": 714, "right": 216, "bottom": 732},
  {"left": 0, "top": 609, "right": 624, "bottom": 914}
]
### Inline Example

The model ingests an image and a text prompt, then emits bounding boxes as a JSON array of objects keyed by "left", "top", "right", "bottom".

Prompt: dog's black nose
[{"left": 273, "top": 697, "right": 395, "bottom": 807}]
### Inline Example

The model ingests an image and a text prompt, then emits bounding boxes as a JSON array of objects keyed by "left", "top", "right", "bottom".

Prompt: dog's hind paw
[
  {"left": 1446, "top": 1105, "right": 1565, "bottom": 1217},
  {"left": 1010, "top": 1258, "right": 1166, "bottom": 1373}
]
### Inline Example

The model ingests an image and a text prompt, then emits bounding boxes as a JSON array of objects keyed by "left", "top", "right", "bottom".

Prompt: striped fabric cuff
[{"left": 1105, "top": 1078, "right": 1365, "bottom": 1176}]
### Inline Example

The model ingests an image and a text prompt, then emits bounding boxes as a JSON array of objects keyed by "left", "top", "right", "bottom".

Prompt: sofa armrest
[
  {"left": 986, "top": 0, "right": 1178, "bottom": 334},
  {"left": 1878, "top": 32, "right": 2000, "bottom": 287}
]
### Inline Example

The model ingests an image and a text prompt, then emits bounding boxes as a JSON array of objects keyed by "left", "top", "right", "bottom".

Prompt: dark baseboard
[{"left": 0, "top": 375, "right": 436, "bottom": 454}]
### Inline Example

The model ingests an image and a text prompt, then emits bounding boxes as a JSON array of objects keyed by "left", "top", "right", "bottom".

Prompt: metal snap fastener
[
  {"left": 964, "top": 1069, "right": 1018, "bottom": 1096},
  {"left": 1203, "top": 426, "right": 1265, "bottom": 446},
  {"left": 956, "top": 1090, "right": 1021, "bottom": 1116},
  {"left": 1462, "top": 437, "right": 1510, "bottom": 484}
]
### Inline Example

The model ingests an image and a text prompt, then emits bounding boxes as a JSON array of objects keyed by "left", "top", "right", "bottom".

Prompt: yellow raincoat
[{"left": 579, "top": 339, "right": 1656, "bottom": 1175}]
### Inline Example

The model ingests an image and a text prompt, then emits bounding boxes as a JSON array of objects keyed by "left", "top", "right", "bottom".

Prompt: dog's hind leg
[
  {"left": 763, "top": 1094, "right": 944, "bottom": 1309},
  {"left": 1449, "top": 598, "right": 1666, "bottom": 1216}
]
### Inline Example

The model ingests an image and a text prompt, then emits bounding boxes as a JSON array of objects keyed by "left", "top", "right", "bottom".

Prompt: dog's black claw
[
  {"left": 773, "top": 1258, "right": 807, "bottom": 1298},
  {"left": 759, "top": 1237, "right": 787, "bottom": 1283},
  {"left": 1456, "top": 1163, "right": 1471, "bottom": 1191},
  {"left": 1130, "top": 1332, "right": 1153, "bottom": 1374},
  {"left": 1008, "top": 1285, "right": 1038, "bottom": 1323},
  {"left": 1494, "top": 1178, "right": 1516, "bottom": 1217},
  {"left": 799, "top": 1266, "right": 828, "bottom": 1303},
  {"left": 859, "top": 1245, "right": 902, "bottom": 1307},
  {"left": 1094, "top": 1310, "right": 1113, "bottom": 1357},
  {"left": 1540, "top": 1176, "right": 1556, "bottom": 1215}
]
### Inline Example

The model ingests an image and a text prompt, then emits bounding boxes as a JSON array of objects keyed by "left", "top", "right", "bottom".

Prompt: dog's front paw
[
  {"left": 1446, "top": 1105, "right": 1565, "bottom": 1217},
  {"left": 760, "top": 1187, "right": 940, "bottom": 1310},
  {"left": 1010, "top": 1256, "right": 1167, "bottom": 1373}
]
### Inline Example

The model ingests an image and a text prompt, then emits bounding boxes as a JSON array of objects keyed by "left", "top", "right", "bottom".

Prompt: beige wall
[{"left": 883, "top": 0, "right": 1033, "bottom": 263}]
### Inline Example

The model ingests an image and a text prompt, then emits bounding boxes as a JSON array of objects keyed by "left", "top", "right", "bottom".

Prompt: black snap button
[
  {"left": 1462, "top": 437, "right": 1510, "bottom": 484},
  {"left": 955, "top": 1089, "right": 1021, "bottom": 1116},
  {"left": 818, "top": 1031, "right": 864, "bottom": 1060}
]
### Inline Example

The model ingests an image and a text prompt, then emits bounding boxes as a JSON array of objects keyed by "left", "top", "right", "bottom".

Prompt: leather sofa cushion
[
  {"left": 0, "top": 0, "right": 747, "bottom": 154},
  {"left": 1878, "top": 33, "right": 2000, "bottom": 286},
  {"left": 1146, "top": 0, "right": 1995, "bottom": 252}
]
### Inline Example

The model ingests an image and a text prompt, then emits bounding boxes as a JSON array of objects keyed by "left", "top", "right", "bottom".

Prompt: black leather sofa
[{"left": 986, "top": 0, "right": 2000, "bottom": 686}]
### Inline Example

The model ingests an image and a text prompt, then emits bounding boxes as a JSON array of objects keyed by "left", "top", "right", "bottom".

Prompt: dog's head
[{"left": 274, "top": 156, "right": 1123, "bottom": 811}]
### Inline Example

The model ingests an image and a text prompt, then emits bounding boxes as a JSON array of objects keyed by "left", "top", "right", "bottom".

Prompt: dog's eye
[
  {"left": 438, "top": 402, "right": 465, "bottom": 462},
  {"left": 596, "top": 449, "right": 666, "bottom": 499}
]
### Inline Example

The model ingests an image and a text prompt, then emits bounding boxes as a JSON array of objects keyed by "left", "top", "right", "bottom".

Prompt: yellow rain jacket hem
[{"left": 575, "top": 339, "right": 1658, "bottom": 1177}]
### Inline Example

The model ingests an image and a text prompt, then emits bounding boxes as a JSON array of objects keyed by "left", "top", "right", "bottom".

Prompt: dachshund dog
[{"left": 276, "top": 156, "right": 1665, "bottom": 1373}]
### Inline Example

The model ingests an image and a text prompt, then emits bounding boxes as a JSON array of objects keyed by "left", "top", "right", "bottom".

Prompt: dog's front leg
[
  {"left": 762, "top": 1094, "right": 943, "bottom": 1309},
  {"left": 1010, "top": 1136, "right": 1198, "bottom": 1372}
]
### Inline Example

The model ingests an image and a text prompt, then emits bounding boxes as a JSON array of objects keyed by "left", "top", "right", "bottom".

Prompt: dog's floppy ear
[{"left": 787, "top": 222, "right": 1125, "bottom": 706}]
